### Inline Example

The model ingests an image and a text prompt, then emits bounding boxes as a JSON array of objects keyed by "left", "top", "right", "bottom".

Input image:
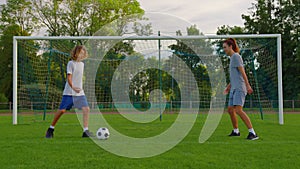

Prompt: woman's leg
[
  {"left": 235, "top": 105, "right": 258, "bottom": 140},
  {"left": 234, "top": 105, "right": 253, "bottom": 129},
  {"left": 228, "top": 106, "right": 238, "bottom": 129}
]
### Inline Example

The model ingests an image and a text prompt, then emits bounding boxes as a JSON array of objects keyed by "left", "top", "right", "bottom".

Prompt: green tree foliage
[
  {"left": 169, "top": 25, "right": 213, "bottom": 107},
  {"left": 31, "top": 0, "right": 144, "bottom": 36},
  {"left": 217, "top": 25, "right": 245, "bottom": 35},
  {"left": 0, "top": 0, "right": 145, "bottom": 103},
  {"left": 216, "top": 25, "right": 248, "bottom": 84},
  {"left": 216, "top": 25, "right": 279, "bottom": 104},
  {"left": 0, "top": 0, "right": 39, "bottom": 34},
  {"left": 0, "top": 25, "right": 30, "bottom": 101},
  {"left": 242, "top": 0, "right": 300, "bottom": 100},
  {"left": 0, "top": 93, "right": 9, "bottom": 102}
]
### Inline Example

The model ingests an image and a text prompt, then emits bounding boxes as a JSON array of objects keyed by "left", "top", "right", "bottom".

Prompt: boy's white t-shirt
[{"left": 63, "top": 60, "right": 85, "bottom": 96}]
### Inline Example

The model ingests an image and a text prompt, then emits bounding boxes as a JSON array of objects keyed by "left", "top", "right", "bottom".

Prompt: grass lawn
[{"left": 0, "top": 113, "right": 299, "bottom": 169}]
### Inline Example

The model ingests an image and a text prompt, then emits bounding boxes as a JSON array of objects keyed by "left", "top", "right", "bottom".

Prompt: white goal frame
[{"left": 12, "top": 34, "right": 283, "bottom": 125}]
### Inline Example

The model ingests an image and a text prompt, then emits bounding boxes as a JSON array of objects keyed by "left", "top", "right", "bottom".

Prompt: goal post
[
  {"left": 12, "top": 34, "right": 283, "bottom": 125},
  {"left": 277, "top": 35, "right": 284, "bottom": 125},
  {"left": 13, "top": 37, "right": 18, "bottom": 125}
]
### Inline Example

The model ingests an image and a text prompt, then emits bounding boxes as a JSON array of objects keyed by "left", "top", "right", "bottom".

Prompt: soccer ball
[{"left": 96, "top": 127, "right": 110, "bottom": 140}]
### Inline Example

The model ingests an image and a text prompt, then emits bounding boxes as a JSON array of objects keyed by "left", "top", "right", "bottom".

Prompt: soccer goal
[{"left": 12, "top": 34, "right": 283, "bottom": 125}]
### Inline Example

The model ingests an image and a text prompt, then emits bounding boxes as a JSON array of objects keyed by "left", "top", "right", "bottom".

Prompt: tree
[
  {"left": 0, "top": 0, "right": 147, "bottom": 103},
  {"left": 168, "top": 25, "right": 213, "bottom": 107},
  {"left": 0, "top": 25, "right": 30, "bottom": 101},
  {"left": 216, "top": 25, "right": 279, "bottom": 104},
  {"left": 242, "top": 0, "right": 300, "bottom": 100},
  {"left": 0, "top": 0, "right": 39, "bottom": 34},
  {"left": 32, "top": 0, "right": 145, "bottom": 36},
  {"left": 217, "top": 25, "right": 245, "bottom": 35},
  {"left": 0, "top": 93, "right": 8, "bottom": 102}
]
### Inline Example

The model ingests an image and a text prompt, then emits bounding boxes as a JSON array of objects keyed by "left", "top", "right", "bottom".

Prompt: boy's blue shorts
[
  {"left": 228, "top": 90, "right": 247, "bottom": 107},
  {"left": 59, "top": 95, "right": 89, "bottom": 110}
]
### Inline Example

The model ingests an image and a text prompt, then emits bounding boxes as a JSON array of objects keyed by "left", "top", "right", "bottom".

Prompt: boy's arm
[
  {"left": 67, "top": 74, "right": 81, "bottom": 93},
  {"left": 238, "top": 66, "right": 253, "bottom": 94}
]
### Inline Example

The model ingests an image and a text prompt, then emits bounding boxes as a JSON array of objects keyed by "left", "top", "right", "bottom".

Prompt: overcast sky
[{"left": 138, "top": 0, "right": 255, "bottom": 34}]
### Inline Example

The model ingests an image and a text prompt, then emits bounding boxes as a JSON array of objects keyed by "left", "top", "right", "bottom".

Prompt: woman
[{"left": 223, "top": 38, "right": 259, "bottom": 140}]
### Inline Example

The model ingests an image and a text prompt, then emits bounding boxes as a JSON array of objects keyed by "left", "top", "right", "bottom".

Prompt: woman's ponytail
[{"left": 224, "top": 38, "right": 240, "bottom": 53}]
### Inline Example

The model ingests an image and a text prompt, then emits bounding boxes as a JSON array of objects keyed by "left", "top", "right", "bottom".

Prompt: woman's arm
[
  {"left": 238, "top": 66, "right": 253, "bottom": 94},
  {"left": 223, "top": 83, "right": 231, "bottom": 95}
]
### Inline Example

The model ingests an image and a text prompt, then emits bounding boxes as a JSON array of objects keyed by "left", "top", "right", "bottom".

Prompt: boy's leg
[
  {"left": 45, "top": 109, "right": 66, "bottom": 138},
  {"left": 74, "top": 96, "right": 93, "bottom": 137},
  {"left": 46, "top": 95, "right": 72, "bottom": 138},
  {"left": 82, "top": 106, "right": 94, "bottom": 137},
  {"left": 51, "top": 95, "right": 72, "bottom": 127},
  {"left": 82, "top": 106, "right": 90, "bottom": 129},
  {"left": 51, "top": 109, "right": 66, "bottom": 127}
]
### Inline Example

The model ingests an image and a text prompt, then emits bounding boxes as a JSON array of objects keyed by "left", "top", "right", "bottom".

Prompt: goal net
[{"left": 13, "top": 35, "right": 283, "bottom": 124}]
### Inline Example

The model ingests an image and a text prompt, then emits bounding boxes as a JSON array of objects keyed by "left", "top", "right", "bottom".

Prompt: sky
[{"left": 138, "top": 0, "right": 256, "bottom": 34}]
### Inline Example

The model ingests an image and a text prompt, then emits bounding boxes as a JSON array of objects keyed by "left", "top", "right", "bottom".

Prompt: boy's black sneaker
[
  {"left": 45, "top": 128, "right": 54, "bottom": 138},
  {"left": 82, "top": 130, "right": 95, "bottom": 138},
  {"left": 247, "top": 132, "right": 259, "bottom": 140},
  {"left": 228, "top": 130, "right": 240, "bottom": 137}
]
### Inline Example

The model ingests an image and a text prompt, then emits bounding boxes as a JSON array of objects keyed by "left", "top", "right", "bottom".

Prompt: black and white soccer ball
[{"left": 96, "top": 127, "right": 110, "bottom": 140}]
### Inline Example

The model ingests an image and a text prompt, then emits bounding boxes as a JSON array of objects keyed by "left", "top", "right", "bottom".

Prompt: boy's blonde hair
[{"left": 71, "top": 45, "right": 88, "bottom": 61}]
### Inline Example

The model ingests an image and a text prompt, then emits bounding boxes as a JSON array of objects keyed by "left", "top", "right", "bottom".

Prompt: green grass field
[{"left": 0, "top": 113, "right": 300, "bottom": 169}]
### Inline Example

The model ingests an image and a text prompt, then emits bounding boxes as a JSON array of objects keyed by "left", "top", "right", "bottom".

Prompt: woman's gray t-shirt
[{"left": 230, "top": 53, "right": 247, "bottom": 93}]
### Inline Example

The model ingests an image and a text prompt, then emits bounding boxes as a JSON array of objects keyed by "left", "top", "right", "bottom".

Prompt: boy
[{"left": 45, "top": 45, "right": 93, "bottom": 138}]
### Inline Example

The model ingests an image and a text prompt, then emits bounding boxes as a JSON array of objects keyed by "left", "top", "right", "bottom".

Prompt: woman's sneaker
[
  {"left": 247, "top": 132, "right": 259, "bottom": 140},
  {"left": 45, "top": 128, "right": 54, "bottom": 138},
  {"left": 228, "top": 130, "right": 240, "bottom": 136}
]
